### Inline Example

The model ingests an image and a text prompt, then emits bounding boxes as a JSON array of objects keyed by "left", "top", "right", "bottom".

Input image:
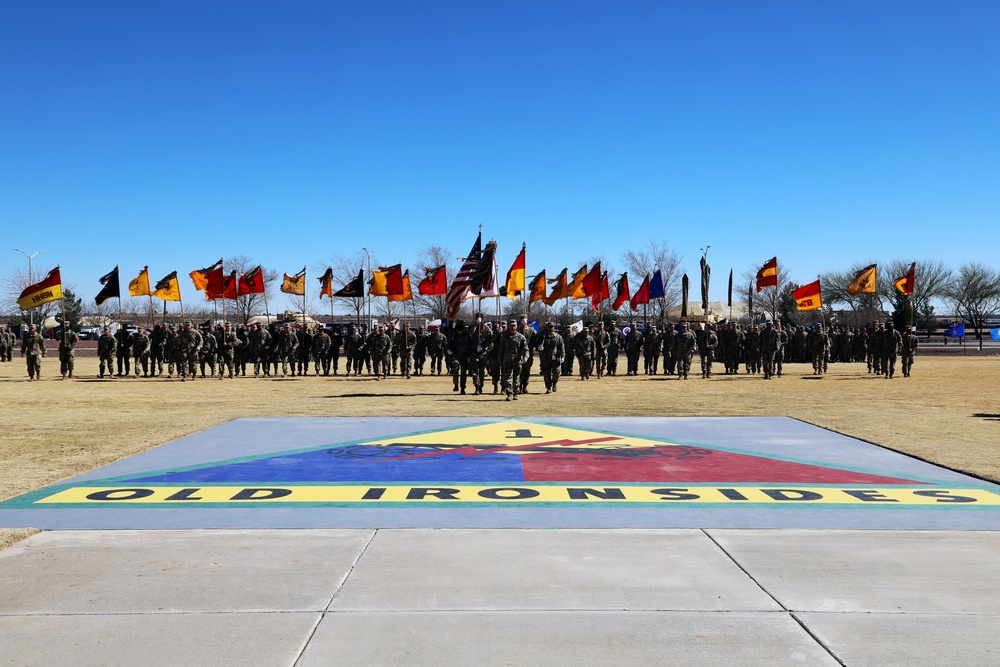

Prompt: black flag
[
  {"left": 727, "top": 269, "right": 733, "bottom": 308},
  {"left": 333, "top": 269, "right": 365, "bottom": 298},
  {"left": 681, "top": 274, "right": 689, "bottom": 318},
  {"left": 95, "top": 266, "right": 121, "bottom": 305}
]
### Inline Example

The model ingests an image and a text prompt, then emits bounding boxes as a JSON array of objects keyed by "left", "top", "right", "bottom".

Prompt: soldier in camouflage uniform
[
  {"left": 199, "top": 325, "right": 218, "bottom": 378},
  {"left": 149, "top": 325, "right": 167, "bottom": 376},
  {"left": 343, "top": 324, "right": 362, "bottom": 376},
  {"left": 98, "top": 326, "right": 117, "bottom": 378},
  {"left": 806, "top": 324, "right": 829, "bottom": 376},
  {"left": 425, "top": 326, "right": 447, "bottom": 376},
  {"left": 561, "top": 326, "right": 575, "bottom": 377},
  {"left": 759, "top": 322, "right": 779, "bottom": 379},
  {"left": 642, "top": 325, "right": 662, "bottom": 375},
  {"left": 673, "top": 322, "right": 697, "bottom": 380},
  {"left": 518, "top": 321, "right": 536, "bottom": 394},
  {"left": 329, "top": 325, "right": 343, "bottom": 375},
  {"left": 177, "top": 321, "right": 203, "bottom": 381},
  {"left": 115, "top": 327, "right": 133, "bottom": 376},
  {"left": 395, "top": 322, "right": 417, "bottom": 379},
  {"left": 538, "top": 321, "right": 565, "bottom": 393},
  {"left": 744, "top": 325, "right": 761, "bottom": 374},
  {"left": 880, "top": 321, "right": 903, "bottom": 379},
  {"left": 58, "top": 327, "right": 80, "bottom": 379},
  {"left": 165, "top": 325, "right": 181, "bottom": 377},
  {"left": 500, "top": 320, "right": 528, "bottom": 401},
  {"left": 312, "top": 326, "right": 332, "bottom": 375},
  {"left": 235, "top": 325, "right": 249, "bottom": 376},
  {"left": 248, "top": 322, "right": 270, "bottom": 376},
  {"left": 624, "top": 323, "right": 643, "bottom": 376},
  {"left": 412, "top": 326, "right": 426, "bottom": 376},
  {"left": 575, "top": 325, "right": 596, "bottom": 380},
  {"left": 469, "top": 320, "right": 492, "bottom": 394},
  {"left": 275, "top": 324, "right": 295, "bottom": 376},
  {"left": 487, "top": 323, "right": 503, "bottom": 394},
  {"left": 0, "top": 326, "right": 10, "bottom": 362},
  {"left": 369, "top": 324, "right": 391, "bottom": 380},
  {"left": 606, "top": 321, "right": 622, "bottom": 376},
  {"left": 20, "top": 324, "right": 46, "bottom": 381},
  {"left": 448, "top": 320, "right": 474, "bottom": 395},
  {"left": 593, "top": 322, "right": 610, "bottom": 379},
  {"left": 697, "top": 323, "right": 718, "bottom": 379},
  {"left": 218, "top": 323, "right": 241, "bottom": 378},
  {"left": 901, "top": 326, "right": 918, "bottom": 378},
  {"left": 131, "top": 328, "right": 150, "bottom": 377},
  {"left": 662, "top": 322, "right": 677, "bottom": 376},
  {"left": 294, "top": 325, "right": 312, "bottom": 376},
  {"left": 774, "top": 321, "right": 787, "bottom": 377}
]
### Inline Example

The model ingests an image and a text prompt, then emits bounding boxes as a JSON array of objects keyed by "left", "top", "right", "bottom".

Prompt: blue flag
[
  {"left": 528, "top": 319, "right": 539, "bottom": 332},
  {"left": 649, "top": 270, "right": 665, "bottom": 299},
  {"left": 991, "top": 328, "right": 1000, "bottom": 341},
  {"left": 944, "top": 322, "right": 965, "bottom": 338}
]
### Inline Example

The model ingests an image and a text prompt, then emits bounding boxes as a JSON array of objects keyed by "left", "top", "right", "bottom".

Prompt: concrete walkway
[{"left": 2, "top": 528, "right": 998, "bottom": 666}]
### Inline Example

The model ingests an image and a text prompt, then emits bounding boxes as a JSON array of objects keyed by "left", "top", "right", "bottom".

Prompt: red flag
[
  {"left": 418, "top": 264, "right": 448, "bottom": 295},
  {"left": 630, "top": 275, "right": 650, "bottom": 310},
  {"left": 204, "top": 264, "right": 225, "bottom": 300},
  {"left": 239, "top": 266, "right": 266, "bottom": 294},
  {"left": 792, "top": 279, "right": 822, "bottom": 311},
  {"left": 612, "top": 273, "right": 631, "bottom": 310},
  {"left": 591, "top": 272, "right": 609, "bottom": 312},
  {"left": 384, "top": 264, "right": 405, "bottom": 296},
  {"left": 756, "top": 257, "right": 778, "bottom": 292},
  {"left": 581, "top": 262, "right": 602, "bottom": 297},
  {"left": 221, "top": 271, "right": 239, "bottom": 300}
]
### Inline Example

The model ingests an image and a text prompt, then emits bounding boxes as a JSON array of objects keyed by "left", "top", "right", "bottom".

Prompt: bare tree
[
  {"left": 413, "top": 244, "right": 453, "bottom": 320},
  {"left": 621, "top": 240, "right": 683, "bottom": 323},
  {"left": 879, "top": 259, "right": 952, "bottom": 328},
  {"left": 821, "top": 262, "right": 885, "bottom": 327},
  {"left": 3, "top": 266, "right": 59, "bottom": 326},
  {"left": 944, "top": 262, "right": 1000, "bottom": 349}
]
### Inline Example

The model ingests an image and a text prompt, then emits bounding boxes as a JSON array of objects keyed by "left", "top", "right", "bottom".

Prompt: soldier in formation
[
  {"left": 593, "top": 322, "right": 610, "bottom": 378},
  {"left": 371, "top": 324, "right": 392, "bottom": 380},
  {"left": 697, "top": 323, "right": 718, "bottom": 379},
  {"left": 426, "top": 326, "right": 447, "bottom": 376},
  {"left": 606, "top": 321, "right": 621, "bottom": 376},
  {"left": 329, "top": 325, "right": 344, "bottom": 375},
  {"left": 901, "top": 325, "right": 918, "bottom": 378},
  {"left": 518, "top": 321, "right": 536, "bottom": 393},
  {"left": 624, "top": 323, "right": 643, "bottom": 376},
  {"left": 395, "top": 322, "right": 417, "bottom": 379},
  {"left": 448, "top": 320, "right": 474, "bottom": 395},
  {"left": 500, "top": 319, "right": 528, "bottom": 401},
  {"left": 673, "top": 322, "right": 697, "bottom": 380},
  {"left": 538, "top": 321, "right": 565, "bottom": 393},
  {"left": 98, "top": 326, "right": 117, "bottom": 378},
  {"left": 1, "top": 325, "right": 14, "bottom": 362},
  {"left": 575, "top": 325, "right": 596, "bottom": 380},
  {"left": 879, "top": 321, "right": 903, "bottom": 379},
  {"left": 199, "top": 325, "right": 218, "bottom": 378},
  {"left": 115, "top": 326, "right": 133, "bottom": 376},
  {"left": 412, "top": 326, "right": 426, "bottom": 376},
  {"left": 469, "top": 319, "right": 491, "bottom": 394},
  {"left": 806, "top": 324, "right": 829, "bottom": 376},
  {"left": 642, "top": 325, "right": 661, "bottom": 375},
  {"left": 20, "top": 324, "right": 46, "bottom": 381},
  {"left": 131, "top": 328, "right": 150, "bottom": 377},
  {"left": 58, "top": 327, "right": 80, "bottom": 379}
]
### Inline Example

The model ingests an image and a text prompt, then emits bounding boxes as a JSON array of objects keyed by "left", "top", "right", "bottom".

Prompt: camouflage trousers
[
  {"left": 133, "top": 352, "right": 149, "bottom": 376},
  {"left": 607, "top": 349, "right": 619, "bottom": 375},
  {"left": 99, "top": 354, "right": 115, "bottom": 377},
  {"left": 594, "top": 349, "right": 607, "bottom": 378},
  {"left": 502, "top": 359, "right": 522, "bottom": 397},
  {"left": 540, "top": 358, "right": 561, "bottom": 391},
  {"left": 25, "top": 352, "right": 43, "bottom": 379},
  {"left": 577, "top": 354, "right": 593, "bottom": 379},
  {"left": 429, "top": 352, "right": 444, "bottom": 375},
  {"left": 59, "top": 351, "right": 75, "bottom": 377}
]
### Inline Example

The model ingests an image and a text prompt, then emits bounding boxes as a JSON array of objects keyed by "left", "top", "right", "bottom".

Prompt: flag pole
[
  {"left": 147, "top": 269, "right": 154, "bottom": 330},
  {"left": 302, "top": 266, "right": 307, "bottom": 333}
]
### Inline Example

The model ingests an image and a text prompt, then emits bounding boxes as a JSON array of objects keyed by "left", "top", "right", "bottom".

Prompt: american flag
[{"left": 446, "top": 232, "right": 482, "bottom": 317}]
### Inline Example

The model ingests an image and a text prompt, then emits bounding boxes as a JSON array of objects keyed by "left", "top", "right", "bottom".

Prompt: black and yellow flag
[
  {"left": 129, "top": 266, "right": 151, "bottom": 297},
  {"left": 152, "top": 271, "right": 181, "bottom": 302},
  {"left": 847, "top": 264, "right": 877, "bottom": 295},
  {"left": 281, "top": 268, "right": 306, "bottom": 296}
]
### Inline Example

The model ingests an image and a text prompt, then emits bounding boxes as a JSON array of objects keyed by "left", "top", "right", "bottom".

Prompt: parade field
[{"left": 2, "top": 354, "right": 997, "bottom": 546}]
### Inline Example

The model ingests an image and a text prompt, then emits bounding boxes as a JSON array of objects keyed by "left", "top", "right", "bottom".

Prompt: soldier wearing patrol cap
[
  {"left": 500, "top": 319, "right": 528, "bottom": 401},
  {"left": 673, "top": 322, "right": 697, "bottom": 379},
  {"left": 538, "top": 321, "right": 565, "bottom": 393}
]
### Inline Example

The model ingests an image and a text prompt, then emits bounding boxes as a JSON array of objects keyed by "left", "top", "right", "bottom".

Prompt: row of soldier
[{"left": 6, "top": 317, "right": 919, "bottom": 384}]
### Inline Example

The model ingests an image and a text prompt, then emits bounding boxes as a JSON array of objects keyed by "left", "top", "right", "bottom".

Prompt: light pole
[
  {"left": 14, "top": 248, "right": 43, "bottom": 327},
  {"left": 361, "top": 247, "right": 372, "bottom": 329}
]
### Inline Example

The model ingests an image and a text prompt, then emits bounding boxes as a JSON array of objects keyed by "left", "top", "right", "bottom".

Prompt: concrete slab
[
  {"left": 0, "top": 529, "right": 373, "bottom": 614},
  {"left": 4, "top": 417, "right": 1000, "bottom": 529},
  {"left": 300, "top": 611, "right": 840, "bottom": 666},
  {"left": 330, "top": 529, "right": 781, "bottom": 611},
  {"left": 796, "top": 612, "right": 1000, "bottom": 667},
  {"left": 0, "top": 612, "right": 319, "bottom": 667},
  {"left": 708, "top": 529, "right": 1000, "bottom": 613}
]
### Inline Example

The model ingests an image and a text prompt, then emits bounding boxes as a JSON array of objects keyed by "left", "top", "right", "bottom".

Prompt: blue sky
[{"left": 2, "top": 1, "right": 998, "bottom": 305}]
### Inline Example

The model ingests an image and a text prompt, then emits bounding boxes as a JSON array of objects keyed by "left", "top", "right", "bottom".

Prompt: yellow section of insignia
[
  {"left": 34, "top": 485, "right": 1000, "bottom": 505},
  {"left": 360, "top": 419, "right": 672, "bottom": 452}
]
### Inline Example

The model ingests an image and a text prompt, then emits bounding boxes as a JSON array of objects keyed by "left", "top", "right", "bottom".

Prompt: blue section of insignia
[{"left": 127, "top": 445, "right": 527, "bottom": 483}]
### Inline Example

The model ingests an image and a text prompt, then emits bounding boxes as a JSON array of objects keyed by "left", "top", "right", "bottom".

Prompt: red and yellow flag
[
  {"left": 17, "top": 266, "right": 62, "bottom": 310},
  {"left": 384, "top": 265, "right": 405, "bottom": 296},
  {"left": 567, "top": 264, "right": 589, "bottom": 299},
  {"left": 756, "top": 257, "right": 778, "bottom": 292},
  {"left": 793, "top": 280, "right": 822, "bottom": 311},
  {"left": 368, "top": 269, "right": 388, "bottom": 296},
  {"left": 894, "top": 263, "right": 915, "bottom": 295},
  {"left": 152, "top": 271, "right": 182, "bottom": 302},
  {"left": 847, "top": 264, "right": 877, "bottom": 295},
  {"left": 504, "top": 245, "right": 526, "bottom": 299},
  {"left": 388, "top": 270, "right": 413, "bottom": 302}
]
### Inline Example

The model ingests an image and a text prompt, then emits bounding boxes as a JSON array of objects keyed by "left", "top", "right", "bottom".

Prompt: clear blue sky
[{"left": 2, "top": 1, "right": 998, "bottom": 305}]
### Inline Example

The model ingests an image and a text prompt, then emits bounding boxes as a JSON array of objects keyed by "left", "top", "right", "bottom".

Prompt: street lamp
[
  {"left": 361, "top": 247, "right": 372, "bottom": 328},
  {"left": 13, "top": 248, "right": 43, "bottom": 327}
]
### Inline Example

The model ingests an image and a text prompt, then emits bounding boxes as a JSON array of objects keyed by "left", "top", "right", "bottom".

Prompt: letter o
[
  {"left": 478, "top": 487, "right": 540, "bottom": 500},
  {"left": 86, "top": 488, "right": 155, "bottom": 501}
]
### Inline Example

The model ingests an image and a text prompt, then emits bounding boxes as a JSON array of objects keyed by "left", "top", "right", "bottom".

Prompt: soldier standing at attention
[
  {"left": 500, "top": 320, "right": 528, "bottom": 401},
  {"left": 199, "top": 325, "right": 218, "bottom": 378},
  {"left": 901, "top": 326, "right": 918, "bottom": 378},
  {"left": 538, "top": 321, "right": 565, "bottom": 393},
  {"left": 0, "top": 325, "right": 11, "bottom": 362},
  {"left": 395, "top": 322, "right": 417, "bottom": 379},
  {"left": 661, "top": 322, "right": 677, "bottom": 376},
  {"left": 412, "top": 326, "right": 426, "bottom": 376},
  {"left": 329, "top": 325, "right": 344, "bottom": 375},
  {"left": 774, "top": 321, "right": 787, "bottom": 377},
  {"left": 150, "top": 324, "right": 167, "bottom": 376},
  {"left": 166, "top": 324, "right": 181, "bottom": 377},
  {"left": 98, "top": 326, "right": 117, "bottom": 378},
  {"left": 469, "top": 319, "right": 490, "bottom": 394},
  {"left": 624, "top": 323, "right": 643, "bottom": 376},
  {"left": 673, "top": 322, "right": 697, "bottom": 380},
  {"left": 59, "top": 326, "right": 80, "bottom": 379},
  {"left": 425, "top": 326, "right": 446, "bottom": 376},
  {"left": 697, "top": 323, "right": 718, "bottom": 379},
  {"left": 881, "top": 321, "right": 903, "bottom": 379},
  {"left": 575, "top": 325, "right": 596, "bottom": 380},
  {"left": 593, "top": 322, "right": 610, "bottom": 379},
  {"left": 177, "top": 321, "right": 203, "bottom": 381},
  {"left": 294, "top": 325, "right": 312, "bottom": 377},
  {"left": 606, "top": 321, "right": 622, "bottom": 376},
  {"left": 806, "top": 324, "right": 828, "bottom": 376},
  {"left": 248, "top": 322, "right": 270, "bottom": 377},
  {"left": 642, "top": 325, "right": 662, "bottom": 375},
  {"left": 218, "top": 323, "right": 241, "bottom": 379},
  {"left": 343, "top": 324, "right": 362, "bottom": 376},
  {"left": 131, "top": 328, "right": 150, "bottom": 377},
  {"left": 370, "top": 324, "right": 391, "bottom": 380},
  {"left": 759, "top": 322, "right": 779, "bottom": 380},
  {"left": 518, "top": 320, "right": 536, "bottom": 394},
  {"left": 312, "top": 325, "right": 332, "bottom": 376},
  {"left": 21, "top": 324, "right": 46, "bottom": 381},
  {"left": 235, "top": 325, "right": 250, "bottom": 376},
  {"left": 115, "top": 326, "right": 133, "bottom": 376}
]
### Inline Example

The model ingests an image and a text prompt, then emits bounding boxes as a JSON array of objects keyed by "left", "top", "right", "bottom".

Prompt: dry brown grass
[{"left": 1, "top": 354, "right": 997, "bottom": 546}]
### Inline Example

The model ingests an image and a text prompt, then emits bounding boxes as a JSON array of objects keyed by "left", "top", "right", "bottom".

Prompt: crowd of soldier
[{"left": 3, "top": 318, "right": 919, "bottom": 385}]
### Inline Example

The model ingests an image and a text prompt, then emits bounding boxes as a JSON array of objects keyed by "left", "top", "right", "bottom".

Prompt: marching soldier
[
  {"left": 881, "top": 321, "right": 903, "bottom": 379},
  {"left": 774, "top": 321, "right": 787, "bottom": 377},
  {"left": 395, "top": 322, "right": 417, "bottom": 379},
  {"left": 470, "top": 319, "right": 491, "bottom": 394},
  {"left": 759, "top": 322, "right": 779, "bottom": 379},
  {"left": 901, "top": 326, "right": 918, "bottom": 378},
  {"left": 594, "top": 321, "right": 610, "bottom": 378},
  {"left": 642, "top": 325, "right": 662, "bottom": 375},
  {"left": 673, "top": 322, "right": 697, "bottom": 380},
  {"left": 312, "top": 326, "right": 332, "bottom": 375},
  {"left": 575, "top": 325, "right": 596, "bottom": 380},
  {"left": 806, "top": 324, "right": 829, "bottom": 376},
  {"left": 500, "top": 320, "right": 528, "bottom": 401},
  {"left": 697, "top": 323, "right": 718, "bottom": 379},
  {"left": 21, "top": 324, "right": 46, "bottom": 381},
  {"left": 218, "top": 322, "right": 241, "bottom": 378},
  {"left": 58, "top": 326, "right": 80, "bottom": 379},
  {"left": 131, "top": 328, "right": 150, "bottom": 377},
  {"left": 624, "top": 323, "right": 643, "bottom": 376},
  {"left": 98, "top": 326, "right": 117, "bottom": 378},
  {"left": 449, "top": 320, "right": 474, "bottom": 394},
  {"left": 200, "top": 325, "right": 218, "bottom": 378},
  {"left": 426, "top": 326, "right": 447, "bottom": 376},
  {"left": 518, "top": 320, "right": 536, "bottom": 394},
  {"left": 606, "top": 321, "right": 622, "bottom": 376},
  {"left": 538, "top": 321, "right": 565, "bottom": 393}
]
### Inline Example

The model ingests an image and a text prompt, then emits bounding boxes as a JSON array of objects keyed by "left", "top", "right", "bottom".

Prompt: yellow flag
[
  {"left": 281, "top": 269, "right": 306, "bottom": 296},
  {"left": 368, "top": 270, "right": 388, "bottom": 296},
  {"left": 567, "top": 264, "right": 588, "bottom": 299},
  {"left": 129, "top": 266, "right": 151, "bottom": 297},
  {"left": 152, "top": 272, "right": 181, "bottom": 302},
  {"left": 847, "top": 264, "right": 877, "bottom": 295}
]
